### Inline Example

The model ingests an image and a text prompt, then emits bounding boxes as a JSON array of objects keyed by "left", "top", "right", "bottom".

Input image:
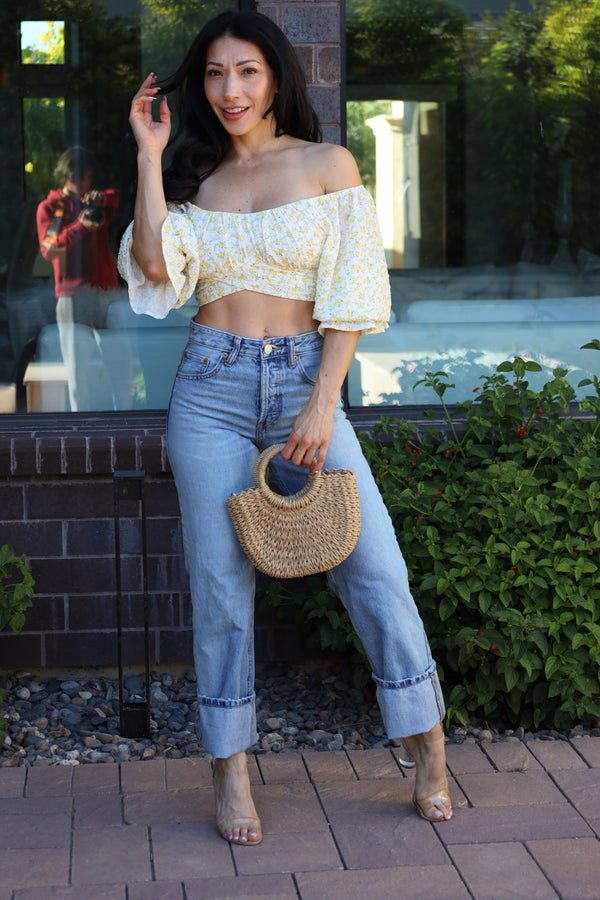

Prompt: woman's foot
[
  {"left": 212, "top": 751, "right": 263, "bottom": 845},
  {"left": 403, "top": 722, "right": 453, "bottom": 822}
]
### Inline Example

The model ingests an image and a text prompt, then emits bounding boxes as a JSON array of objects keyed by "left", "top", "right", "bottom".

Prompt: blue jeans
[{"left": 167, "top": 322, "right": 445, "bottom": 758}]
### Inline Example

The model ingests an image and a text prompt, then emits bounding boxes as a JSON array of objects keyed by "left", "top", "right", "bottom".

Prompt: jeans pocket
[
  {"left": 294, "top": 348, "right": 322, "bottom": 386},
  {"left": 176, "top": 342, "right": 229, "bottom": 380}
]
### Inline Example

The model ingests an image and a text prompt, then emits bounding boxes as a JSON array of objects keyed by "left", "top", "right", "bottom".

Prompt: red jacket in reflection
[{"left": 36, "top": 187, "right": 120, "bottom": 297}]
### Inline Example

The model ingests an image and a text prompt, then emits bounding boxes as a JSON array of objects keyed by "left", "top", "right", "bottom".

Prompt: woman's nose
[{"left": 222, "top": 74, "right": 240, "bottom": 99}]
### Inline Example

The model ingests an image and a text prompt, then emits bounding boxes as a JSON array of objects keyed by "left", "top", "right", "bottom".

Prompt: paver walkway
[{"left": 0, "top": 736, "right": 599, "bottom": 899}]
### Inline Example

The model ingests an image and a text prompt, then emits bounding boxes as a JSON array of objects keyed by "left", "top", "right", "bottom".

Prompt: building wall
[
  {"left": 258, "top": 0, "right": 342, "bottom": 144},
  {"left": 0, "top": 0, "right": 342, "bottom": 670}
]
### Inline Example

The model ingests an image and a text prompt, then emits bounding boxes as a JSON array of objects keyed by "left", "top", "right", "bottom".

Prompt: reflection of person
[
  {"left": 118, "top": 10, "right": 452, "bottom": 846},
  {"left": 36, "top": 146, "right": 124, "bottom": 410}
]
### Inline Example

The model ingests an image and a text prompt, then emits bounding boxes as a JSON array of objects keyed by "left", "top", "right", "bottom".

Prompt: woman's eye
[
  {"left": 206, "top": 69, "right": 221, "bottom": 77},
  {"left": 242, "top": 67, "right": 257, "bottom": 75}
]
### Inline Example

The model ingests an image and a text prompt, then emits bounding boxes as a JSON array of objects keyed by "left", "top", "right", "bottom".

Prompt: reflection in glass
[
  {"left": 23, "top": 98, "right": 65, "bottom": 199},
  {"left": 35, "top": 146, "right": 130, "bottom": 412},
  {"left": 346, "top": 0, "right": 600, "bottom": 409},
  {"left": 1, "top": 0, "right": 232, "bottom": 414},
  {"left": 349, "top": 99, "right": 445, "bottom": 269},
  {"left": 20, "top": 20, "right": 65, "bottom": 64}
]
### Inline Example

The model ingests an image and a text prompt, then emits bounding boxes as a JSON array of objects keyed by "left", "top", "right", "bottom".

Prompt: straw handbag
[{"left": 226, "top": 443, "right": 361, "bottom": 578}]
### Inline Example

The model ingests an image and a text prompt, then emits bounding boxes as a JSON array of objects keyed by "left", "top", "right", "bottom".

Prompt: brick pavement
[{"left": 0, "top": 736, "right": 598, "bottom": 899}]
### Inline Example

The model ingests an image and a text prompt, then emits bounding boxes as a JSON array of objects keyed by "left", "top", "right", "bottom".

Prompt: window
[
  {"left": 0, "top": 0, "right": 235, "bottom": 415},
  {"left": 21, "top": 20, "right": 65, "bottom": 64},
  {"left": 346, "top": 0, "right": 600, "bottom": 409}
]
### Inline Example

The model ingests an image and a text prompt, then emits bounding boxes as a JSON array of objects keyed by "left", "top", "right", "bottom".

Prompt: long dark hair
[{"left": 160, "top": 10, "right": 321, "bottom": 202}]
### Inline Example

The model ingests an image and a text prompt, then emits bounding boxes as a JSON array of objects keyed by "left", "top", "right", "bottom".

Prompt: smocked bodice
[{"left": 118, "top": 185, "right": 390, "bottom": 336}]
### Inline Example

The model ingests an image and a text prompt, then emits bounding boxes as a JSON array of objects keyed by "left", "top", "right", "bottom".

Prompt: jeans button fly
[{"left": 263, "top": 343, "right": 272, "bottom": 355}]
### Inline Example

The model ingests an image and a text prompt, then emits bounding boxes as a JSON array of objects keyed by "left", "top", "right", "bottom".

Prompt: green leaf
[
  {"left": 584, "top": 622, "right": 600, "bottom": 643},
  {"left": 575, "top": 594, "right": 596, "bottom": 613},
  {"left": 545, "top": 656, "right": 561, "bottom": 679},
  {"left": 456, "top": 582, "right": 471, "bottom": 603},
  {"left": 572, "top": 633, "right": 588, "bottom": 651},
  {"left": 548, "top": 680, "right": 563, "bottom": 699},
  {"left": 420, "top": 574, "right": 440, "bottom": 592},
  {"left": 9, "top": 612, "right": 26, "bottom": 634},
  {"left": 530, "top": 629, "right": 549, "bottom": 654},
  {"left": 439, "top": 597, "right": 456, "bottom": 621},
  {"left": 449, "top": 684, "right": 467, "bottom": 705},
  {"left": 326, "top": 609, "right": 340, "bottom": 629}
]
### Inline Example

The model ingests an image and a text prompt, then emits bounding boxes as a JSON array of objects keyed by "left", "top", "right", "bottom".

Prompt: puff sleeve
[
  {"left": 117, "top": 202, "right": 199, "bottom": 318},
  {"left": 313, "top": 186, "right": 390, "bottom": 336}
]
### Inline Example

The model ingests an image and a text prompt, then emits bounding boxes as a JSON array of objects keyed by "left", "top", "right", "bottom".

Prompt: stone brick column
[{"left": 257, "top": 0, "right": 342, "bottom": 143}]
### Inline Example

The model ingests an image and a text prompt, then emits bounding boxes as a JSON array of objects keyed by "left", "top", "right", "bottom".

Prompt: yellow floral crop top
[{"left": 117, "top": 185, "right": 390, "bottom": 336}]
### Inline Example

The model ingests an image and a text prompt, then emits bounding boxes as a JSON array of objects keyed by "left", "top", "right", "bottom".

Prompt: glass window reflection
[
  {"left": 1, "top": 0, "right": 233, "bottom": 413},
  {"left": 346, "top": 0, "right": 600, "bottom": 408}
]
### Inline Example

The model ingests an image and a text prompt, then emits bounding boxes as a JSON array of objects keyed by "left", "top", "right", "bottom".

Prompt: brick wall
[
  {"left": 0, "top": 419, "right": 181, "bottom": 668},
  {"left": 0, "top": 0, "right": 343, "bottom": 671},
  {"left": 0, "top": 419, "right": 304, "bottom": 668},
  {"left": 258, "top": 0, "right": 342, "bottom": 144}
]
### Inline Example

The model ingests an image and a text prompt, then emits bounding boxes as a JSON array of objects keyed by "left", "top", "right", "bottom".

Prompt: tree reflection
[{"left": 347, "top": 0, "right": 600, "bottom": 265}]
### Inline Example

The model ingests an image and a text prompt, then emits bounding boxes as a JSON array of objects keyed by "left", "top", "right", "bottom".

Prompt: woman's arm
[
  {"left": 281, "top": 328, "right": 360, "bottom": 471},
  {"left": 129, "top": 74, "right": 172, "bottom": 282},
  {"left": 281, "top": 144, "right": 366, "bottom": 470}
]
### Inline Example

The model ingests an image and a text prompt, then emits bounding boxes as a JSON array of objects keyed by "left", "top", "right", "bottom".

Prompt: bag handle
[{"left": 252, "top": 443, "right": 323, "bottom": 510}]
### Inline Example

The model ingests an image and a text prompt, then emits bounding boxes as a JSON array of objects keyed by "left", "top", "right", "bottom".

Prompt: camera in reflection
[{"left": 81, "top": 193, "right": 105, "bottom": 224}]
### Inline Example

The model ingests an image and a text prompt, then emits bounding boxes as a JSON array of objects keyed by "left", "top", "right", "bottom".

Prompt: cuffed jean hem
[
  {"left": 374, "top": 663, "right": 446, "bottom": 739},
  {"left": 197, "top": 694, "right": 258, "bottom": 759}
]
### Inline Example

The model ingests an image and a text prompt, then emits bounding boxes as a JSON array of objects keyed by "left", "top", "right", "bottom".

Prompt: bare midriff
[{"left": 193, "top": 289, "right": 318, "bottom": 339}]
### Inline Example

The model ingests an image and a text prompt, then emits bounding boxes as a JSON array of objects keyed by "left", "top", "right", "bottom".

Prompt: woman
[{"left": 119, "top": 10, "right": 452, "bottom": 846}]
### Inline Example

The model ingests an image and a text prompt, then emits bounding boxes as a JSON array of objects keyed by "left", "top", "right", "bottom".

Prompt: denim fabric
[{"left": 166, "top": 321, "right": 445, "bottom": 758}]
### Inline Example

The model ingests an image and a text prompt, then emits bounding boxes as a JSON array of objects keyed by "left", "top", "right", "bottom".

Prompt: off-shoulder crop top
[{"left": 117, "top": 184, "right": 390, "bottom": 335}]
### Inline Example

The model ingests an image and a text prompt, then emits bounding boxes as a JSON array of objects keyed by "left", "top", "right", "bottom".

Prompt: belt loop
[
  {"left": 288, "top": 337, "right": 296, "bottom": 368},
  {"left": 225, "top": 335, "right": 242, "bottom": 365}
]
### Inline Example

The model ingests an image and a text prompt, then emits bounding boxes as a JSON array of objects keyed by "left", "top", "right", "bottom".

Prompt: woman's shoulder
[{"left": 296, "top": 141, "right": 362, "bottom": 194}]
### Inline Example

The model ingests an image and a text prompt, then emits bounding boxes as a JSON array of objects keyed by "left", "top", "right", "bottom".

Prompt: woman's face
[{"left": 204, "top": 35, "right": 277, "bottom": 137}]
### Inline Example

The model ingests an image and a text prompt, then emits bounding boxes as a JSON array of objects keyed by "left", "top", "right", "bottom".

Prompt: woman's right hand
[{"left": 129, "top": 74, "right": 171, "bottom": 155}]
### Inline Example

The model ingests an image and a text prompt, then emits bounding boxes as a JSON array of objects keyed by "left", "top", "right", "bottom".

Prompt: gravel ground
[{"left": 1, "top": 661, "right": 597, "bottom": 767}]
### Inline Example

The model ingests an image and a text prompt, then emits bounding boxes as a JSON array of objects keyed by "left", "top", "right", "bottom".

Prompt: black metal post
[{"left": 114, "top": 470, "right": 151, "bottom": 738}]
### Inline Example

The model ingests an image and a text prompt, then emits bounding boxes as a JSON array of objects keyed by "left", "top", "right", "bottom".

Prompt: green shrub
[
  {"left": 0, "top": 545, "right": 35, "bottom": 746},
  {"left": 260, "top": 346, "right": 600, "bottom": 730}
]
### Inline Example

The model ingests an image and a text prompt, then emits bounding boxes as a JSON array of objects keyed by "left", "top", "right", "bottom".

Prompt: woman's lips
[{"left": 222, "top": 107, "right": 249, "bottom": 120}]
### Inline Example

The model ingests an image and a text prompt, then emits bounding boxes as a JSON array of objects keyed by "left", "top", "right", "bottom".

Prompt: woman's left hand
[
  {"left": 281, "top": 399, "right": 335, "bottom": 472},
  {"left": 280, "top": 330, "right": 361, "bottom": 471}
]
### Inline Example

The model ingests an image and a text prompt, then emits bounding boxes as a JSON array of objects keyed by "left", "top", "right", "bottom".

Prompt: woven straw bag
[{"left": 226, "top": 443, "right": 361, "bottom": 578}]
